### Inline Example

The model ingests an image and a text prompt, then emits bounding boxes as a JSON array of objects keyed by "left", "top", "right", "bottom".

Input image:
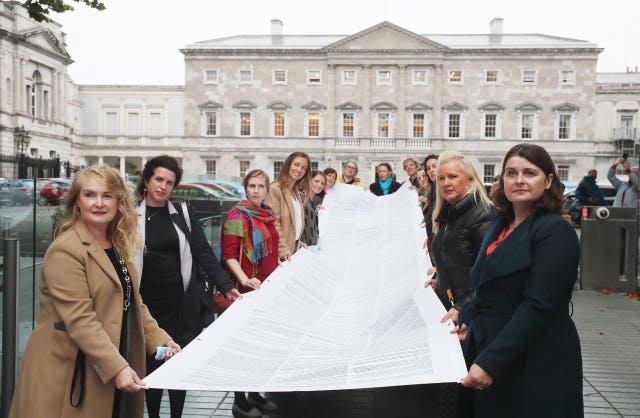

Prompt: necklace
[
  {"left": 146, "top": 205, "right": 164, "bottom": 221},
  {"left": 113, "top": 248, "right": 132, "bottom": 311}
]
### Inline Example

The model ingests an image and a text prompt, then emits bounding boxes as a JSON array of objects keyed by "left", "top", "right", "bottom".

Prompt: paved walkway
[{"left": 147, "top": 290, "right": 640, "bottom": 418}]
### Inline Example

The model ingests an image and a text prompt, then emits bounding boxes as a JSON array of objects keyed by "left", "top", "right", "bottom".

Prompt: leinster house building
[{"left": 2, "top": 1, "right": 640, "bottom": 185}]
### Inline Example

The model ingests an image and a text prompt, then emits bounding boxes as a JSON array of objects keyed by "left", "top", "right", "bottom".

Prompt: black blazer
[
  {"left": 369, "top": 180, "right": 402, "bottom": 196},
  {"left": 461, "top": 213, "right": 582, "bottom": 418}
]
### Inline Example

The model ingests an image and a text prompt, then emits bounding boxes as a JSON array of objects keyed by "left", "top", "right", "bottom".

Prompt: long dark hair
[
  {"left": 492, "top": 143, "right": 563, "bottom": 224},
  {"left": 276, "top": 152, "right": 311, "bottom": 196}
]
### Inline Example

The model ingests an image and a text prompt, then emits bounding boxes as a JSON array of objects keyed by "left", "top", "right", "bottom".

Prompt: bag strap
[
  {"left": 181, "top": 201, "right": 191, "bottom": 233},
  {"left": 69, "top": 349, "right": 85, "bottom": 407}
]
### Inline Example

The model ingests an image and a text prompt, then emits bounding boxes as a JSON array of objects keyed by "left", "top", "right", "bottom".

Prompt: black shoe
[
  {"left": 232, "top": 402, "right": 261, "bottom": 418},
  {"left": 247, "top": 392, "right": 279, "bottom": 413}
]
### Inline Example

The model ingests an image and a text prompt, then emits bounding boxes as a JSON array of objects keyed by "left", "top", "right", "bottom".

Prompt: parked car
[
  {"left": 37, "top": 178, "right": 71, "bottom": 206},
  {"left": 170, "top": 183, "right": 240, "bottom": 223},
  {"left": 0, "top": 178, "right": 14, "bottom": 206},
  {"left": 8, "top": 179, "right": 35, "bottom": 205},
  {"left": 184, "top": 182, "right": 238, "bottom": 199},
  {"left": 198, "top": 179, "right": 245, "bottom": 198}
]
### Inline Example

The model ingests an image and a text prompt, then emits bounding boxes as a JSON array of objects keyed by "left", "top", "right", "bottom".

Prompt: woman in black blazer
[
  {"left": 369, "top": 162, "right": 401, "bottom": 196},
  {"left": 454, "top": 143, "right": 583, "bottom": 418}
]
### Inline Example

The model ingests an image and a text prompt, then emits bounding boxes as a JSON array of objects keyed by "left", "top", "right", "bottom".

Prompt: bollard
[{"left": 2, "top": 238, "right": 20, "bottom": 418}]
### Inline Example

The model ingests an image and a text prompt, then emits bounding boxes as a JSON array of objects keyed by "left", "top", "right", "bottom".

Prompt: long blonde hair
[
  {"left": 432, "top": 151, "right": 492, "bottom": 234},
  {"left": 57, "top": 165, "right": 140, "bottom": 258}
]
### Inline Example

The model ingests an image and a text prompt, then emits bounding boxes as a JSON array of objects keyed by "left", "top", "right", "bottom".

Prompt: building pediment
[
  {"left": 371, "top": 101, "right": 397, "bottom": 111},
  {"left": 552, "top": 102, "right": 580, "bottom": 112},
  {"left": 406, "top": 102, "right": 433, "bottom": 111},
  {"left": 19, "top": 28, "right": 72, "bottom": 62},
  {"left": 442, "top": 101, "right": 468, "bottom": 111},
  {"left": 323, "top": 21, "right": 447, "bottom": 52},
  {"left": 516, "top": 102, "right": 542, "bottom": 111},
  {"left": 267, "top": 100, "right": 291, "bottom": 110},
  {"left": 198, "top": 100, "right": 223, "bottom": 109},
  {"left": 335, "top": 101, "right": 362, "bottom": 110},
  {"left": 301, "top": 101, "right": 327, "bottom": 110},
  {"left": 478, "top": 102, "right": 505, "bottom": 111},
  {"left": 232, "top": 100, "right": 257, "bottom": 109}
]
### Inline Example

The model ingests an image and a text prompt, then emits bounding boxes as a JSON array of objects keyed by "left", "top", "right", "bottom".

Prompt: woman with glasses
[{"left": 336, "top": 160, "right": 362, "bottom": 186}]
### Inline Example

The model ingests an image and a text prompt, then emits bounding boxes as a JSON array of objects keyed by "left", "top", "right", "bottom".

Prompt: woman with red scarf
[{"left": 220, "top": 169, "right": 280, "bottom": 418}]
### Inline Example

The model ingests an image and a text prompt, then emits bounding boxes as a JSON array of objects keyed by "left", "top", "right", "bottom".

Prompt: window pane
[
  {"left": 206, "top": 112, "right": 217, "bottom": 136},
  {"left": 377, "top": 113, "right": 389, "bottom": 137},
  {"left": 413, "top": 70, "right": 426, "bottom": 83},
  {"left": 205, "top": 70, "right": 217, "bottom": 82},
  {"left": 412, "top": 114, "right": 424, "bottom": 138},
  {"left": 273, "top": 161, "right": 283, "bottom": 179},
  {"left": 274, "top": 70, "right": 286, "bottom": 82},
  {"left": 523, "top": 70, "right": 536, "bottom": 83},
  {"left": 240, "top": 112, "right": 251, "bottom": 136},
  {"left": 521, "top": 114, "right": 533, "bottom": 139},
  {"left": 484, "top": 114, "right": 497, "bottom": 138},
  {"left": 559, "top": 114, "right": 571, "bottom": 139},
  {"left": 557, "top": 165, "right": 569, "bottom": 182},
  {"left": 105, "top": 112, "right": 117, "bottom": 135},
  {"left": 127, "top": 112, "right": 139, "bottom": 135},
  {"left": 274, "top": 112, "right": 285, "bottom": 136},
  {"left": 448, "top": 114, "right": 460, "bottom": 138},
  {"left": 449, "top": 71, "right": 462, "bottom": 82},
  {"left": 240, "top": 70, "right": 252, "bottom": 82},
  {"left": 342, "top": 113, "right": 354, "bottom": 137},
  {"left": 239, "top": 160, "right": 250, "bottom": 177},
  {"left": 206, "top": 160, "right": 217, "bottom": 175},
  {"left": 486, "top": 71, "right": 498, "bottom": 82},
  {"left": 483, "top": 164, "right": 495, "bottom": 183},
  {"left": 308, "top": 113, "right": 320, "bottom": 137},
  {"left": 150, "top": 112, "right": 162, "bottom": 136},
  {"left": 308, "top": 70, "right": 321, "bottom": 83}
]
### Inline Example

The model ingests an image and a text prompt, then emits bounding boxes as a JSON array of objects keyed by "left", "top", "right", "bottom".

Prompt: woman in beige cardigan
[
  {"left": 265, "top": 152, "right": 311, "bottom": 260},
  {"left": 9, "top": 165, "right": 179, "bottom": 418}
]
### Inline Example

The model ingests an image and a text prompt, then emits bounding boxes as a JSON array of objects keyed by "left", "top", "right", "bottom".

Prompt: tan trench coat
[
  {"left": 265, "top": 181, "right": 305, "bottom": 258},
  {"left": 9, "top": 221, "right": 171, "bottom": 418}
]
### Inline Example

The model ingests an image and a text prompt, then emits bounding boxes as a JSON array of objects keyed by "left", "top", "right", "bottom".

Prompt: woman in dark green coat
[{"left": 454, "top": 143, "right": 583, "bottom": 418}]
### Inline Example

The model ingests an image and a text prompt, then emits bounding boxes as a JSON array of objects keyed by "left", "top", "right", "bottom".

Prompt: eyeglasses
[{"left": 345, "top": 165, "right": 356, "bottom": 169}]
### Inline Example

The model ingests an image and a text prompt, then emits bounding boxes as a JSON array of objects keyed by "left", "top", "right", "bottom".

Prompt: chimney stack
[
  {"left": 271, "top": 19, "right": 283, "bottom": 36},
  {"left": 490, "top": 17, "right": 503, "bottom": 35}
]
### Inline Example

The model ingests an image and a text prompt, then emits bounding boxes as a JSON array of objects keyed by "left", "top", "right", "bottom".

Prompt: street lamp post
[{"left": 13, "top": 126, "right": 31, "bottom": 179}]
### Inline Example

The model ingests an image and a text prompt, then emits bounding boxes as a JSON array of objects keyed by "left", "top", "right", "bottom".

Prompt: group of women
[{"left": 9, "top": 143, "right": 583, "bottom": 418}]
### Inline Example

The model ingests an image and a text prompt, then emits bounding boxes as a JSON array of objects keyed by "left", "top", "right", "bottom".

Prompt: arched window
[{"left": 31, "top": 70, "right": 43, "bottom": 118}]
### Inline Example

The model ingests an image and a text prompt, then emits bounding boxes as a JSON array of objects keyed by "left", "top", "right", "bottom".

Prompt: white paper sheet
[{"left": 144, "top": 183, "right": 467, "bottom": 391}]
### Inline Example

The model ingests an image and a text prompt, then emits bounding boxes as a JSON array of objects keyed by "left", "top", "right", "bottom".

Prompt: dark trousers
[{"left": 145, "top": 355, "right": 187, "bottom": 418}]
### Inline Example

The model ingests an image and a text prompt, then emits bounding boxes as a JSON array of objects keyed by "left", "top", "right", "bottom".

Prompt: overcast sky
[{"left": 53, "top": 0, "right": 640, "bottom": 85}]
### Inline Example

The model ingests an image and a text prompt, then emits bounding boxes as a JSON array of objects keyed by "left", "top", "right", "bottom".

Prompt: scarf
[
  {"left": 379, "top": 177, "right": 393, "bottom": 195},
  {"left": 222, "top": 200, "right": 276, "bottom": 270}
]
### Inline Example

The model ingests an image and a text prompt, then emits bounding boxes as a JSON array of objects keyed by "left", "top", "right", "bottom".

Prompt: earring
[{"left": 143, "top": 187, "right": 147, "bottom": 198}]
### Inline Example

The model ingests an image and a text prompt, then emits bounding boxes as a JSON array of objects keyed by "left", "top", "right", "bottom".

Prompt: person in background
[
  {"left": 422, "top": 154, "right": 439, "bottom": 252},
  {"left": 9, "top": 165, "right": 179, "bottom": 418},
  {"left": 403, "top": 157, "right": 421, "bottom": 188},
  {"left": 265, "top": 151, "right": 311, "bottom": 260},
  {"left": 453, "top": 143, "right": 583, "bottom": 418},
  {"left": 575, "top": 169, "right": 607, "bottom": 206},
  {"left": 607, "top": 156, "right": 639, "bottom": 280},
  {"left": 220, "top": 170, "right": 280, "bottom": 418},
  {"left": 336, "top": 160, "right": 362, "bottom": 186},
  {"left": 134, "top": 155, "right": 241, "bottom": 418},
  {"left": 417, "top": 167, "right": 430, "bottom": 213},
  {"left": 318, "top": 167, "right": 337, "bottom": 201},
  {"left": 369, "top": 162, "right": 402, "bottom": 196},
  {"left": 301, "top": 170, "right": 326, "bottom": 246}
]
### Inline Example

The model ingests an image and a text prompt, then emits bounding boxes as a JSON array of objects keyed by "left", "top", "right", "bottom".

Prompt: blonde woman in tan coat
[
  {"left": 9, "top": 165, "right": 179, "bottom": 418},
  {"left": 265, "top": 152, "right": 311, "bottom": 260}
]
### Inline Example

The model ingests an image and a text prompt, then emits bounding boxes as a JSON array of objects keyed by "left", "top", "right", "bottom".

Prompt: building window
[
  {"left": 149, "top": 112, "right": 162, "bottom": 136},
  {"left": 342, "top": 113, "right": 354, "bottom": 137},
  {"left": 239, "top": 160, "right": 250, "bottom": 178},
  {"left": 105, "top": 112, "right": 118, "bottom": 135},
  {"left": 30, "top": 148, "right": 38, "bottom": 157},
  {"left": 311, "top": 162, "right": 319, "bottom": 172},
  {"left": 557, "top": 165, "right": 569, "bottom": 182},
  {"left": 307, "top": 70, "right": 321, "bottom": 84},
  {"left": 205, "top": 111, "right": 217, "bottom": 136},
  {"left": 30, "top": 84, "right": 36, "bottom": 116},
  {"left": 273, "top": 112, "right": 286, "bottom": 137},
  {"left": 521, "top": 114, "right": 535, "bottom": 139},
  {"left": 308, "top": 113, "right": 320, "bottom": 137},
  {"left": 412, "top": 70, "right": 427, "bottom": 85},
  {"left": 559, "top": 70, "right": 575, "bottom": 86},
  {"left": 43, "top": 90, "right": 49, "bottom": 119},
  {"left": 485, "top": 70, "right": 499, "bottom": 83},
  {"left": 448, "top": 114, "right": 461, "bottom": 138},
  {"left": 127, "top": 112, "right": 139, "bottom": 136},
  {"left": 483, "top": 164, "right": 496, "bottom": 183},
  {"left": 240, "top": 112, "right": 252, "bottom": 136},
  {"left": 558, "top": 114, "right": 572, "bottom": 139},
  {"left": 484, "top": 114, "right": 497, "bottom": 138},
  {"left": 204, "top": 69, "right": 218, "bottom": 84},
  {"left": 377, "top": 70, "right": 392, "bottom": 85},
  {"left": 448, "top": 70, "right": 463, "bottom": 84},
  {"left": 273, "top": 161, "right": 283, "bottom": 179},
  {"left": 342, "top": 70, "right": 357, "bottom": 85},
  {"left": 412, "top": 113, "right": 425, "bottom": 138},
  {"left": 522, "top": 70, "right": 537, "bottom": 84},
  {"left": 239, "top": 70, "right": 253, "bottom": 83},
  {"left": 273, "top": 70, "right": 287, "bottom": 84},
  {"left": 376, "top": 113, "right": 390, "bottom": 137},
  {"left": 205, "top": 160, "right": 217, "bottom": 176}
]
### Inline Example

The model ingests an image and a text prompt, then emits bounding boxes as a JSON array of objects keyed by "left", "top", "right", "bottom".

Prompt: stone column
[
  {"left": 13, "top": 56, "right": 21, "bottom": 113},
  {"left": 361, "top": 64, "right": 371, "bottom": 139},
  {"left": 51, "top": 70, "right": 58, "bottom": 120},
  {"left": 119, "top": 156, "right": 126, "bottom": 178},
  {"left": 397, "top": 64, "right": 407, "bottom": 139},
  {"left": 432, "top": 64, "right": 443, "bottom": 139},
  {"left": 326, "top": 64, "right": 336, "bottom": 138}
]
